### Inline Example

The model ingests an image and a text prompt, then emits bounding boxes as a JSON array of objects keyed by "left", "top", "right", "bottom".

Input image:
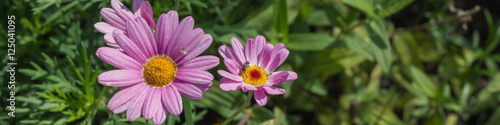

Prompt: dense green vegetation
[{"left": 1, "top": 0, "right": 499, "bottom": 124}]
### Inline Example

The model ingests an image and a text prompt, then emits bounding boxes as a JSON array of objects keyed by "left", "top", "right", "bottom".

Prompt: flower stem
[
  {"left": 221, "top": 91, "right": 253, "bottom": 125},
  {"left": 183, "top": 96, "right": 193, "bottom": 125}
]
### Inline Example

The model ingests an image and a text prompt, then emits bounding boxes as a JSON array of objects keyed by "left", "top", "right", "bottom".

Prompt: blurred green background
[{"left": 1, "top": 0, "right": 500, "bottom": 124}]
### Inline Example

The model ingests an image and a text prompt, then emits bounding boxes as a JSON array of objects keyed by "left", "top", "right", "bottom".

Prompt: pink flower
[
  {"left": 94, "top": 0, "right": 154, "bottom": 48},
  {"left": 96, "top": 11, "right": 218, "bottom": 124},
  {"left": 217, "top": 36, "right": 297, "bottom": 106}
]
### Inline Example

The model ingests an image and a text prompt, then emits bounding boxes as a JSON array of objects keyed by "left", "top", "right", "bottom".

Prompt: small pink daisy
[
  {"left": 94, "top": 0, "right": 154, "bottom": 48},
  {"left": 96, "top": 11, "right": 218, "bottom": 124},
  {"left": 217, "top": 36, "right": 297, "bottom": 106}
]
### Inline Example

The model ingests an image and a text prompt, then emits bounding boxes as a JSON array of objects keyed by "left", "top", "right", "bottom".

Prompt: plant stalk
[{"left": 221, "top": 91, "right": 253, "bottom": 125}]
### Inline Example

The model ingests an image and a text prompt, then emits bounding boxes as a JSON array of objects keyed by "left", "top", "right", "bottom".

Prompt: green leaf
[
  {"left": 183, "top": 97, "right": 193, "bottom": 125},
  {"left": 305, "top": 8, "right": 331, "bottom": 26},
  {"left": 298, "top": 74, "right": 328, "bottom": 96},
  {"left": 251, "top": 107, "right": 276, "bottom": 122},
  {"left": 409, "top": 66, "right": 437, "bottom": 98},
  {"left": 376, "top": 0, "right": 414, "bottom": 17},
  {"left": 393, "top": 32, "right": 422, "bottom": 67},
  {"left": 357, "top": 103, "right": 404, "bottom": 125},
  {"left": 343, "top": 32, "right": 374, "bottom": 61},
  {"left": 273, "top": 0, "right": 289, "bottom": 40},
  {"left": 41, "top": 53, "right": 56, "bottom": 68},
  {"left": 366, "top": 18, "right": 392, "bottom": 73},
  {"left": 167, "top": 114, "right": 178, "bottom": 125},
  {"left": 342, "top": 0, "right": 376, "bottom": 17},
  {"left": 19, "top": 62, "right": 48, "bottom": 80},
  {"left": 325, "top": 0, "right": 359, "bottom": 27},
  {"left": 286, "top": 33, "right": 335, "bottom": 51},
  {"left": 63, "top": 108, "right": 86, "bottom": 122},
  {"left": 244, "top": 3, "right": 274, "bottom": 29},
  {"left": 273, "top": 107, "right": 287, "bottom": 125}
]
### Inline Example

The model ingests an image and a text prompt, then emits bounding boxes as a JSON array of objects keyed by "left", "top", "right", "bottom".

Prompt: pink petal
[
  {"left": 217, "top": 70, "right": 242, "bottom": 82},
  {"left": 126, "top": 85, "right": 150, "bottom": 121},
  {"left": 219, "top": 45, "right": 236, "bottom": 62},
  {"left": 218, "top": 45, "right": 242, "bottom": 74},
  {"left": 196, "top": 82, "right": 212, "bottom": 92},
  {"left": 140, "top": 1, "right": 155, "bottom": 29},
  {"left": 254, "top": 90, "right": 268, "bottom": 106},
  {"left": 266, "top": 49, "right": 289, "bottom": 72},
  {"left": 166, "top": 16, "right": 194, "bottom": 56},
  {"left": 267, "top": 71, "right": 289, "bottom": 86},
  {"left": 272, "top": 43, "right": 286, "bottom": 53},
  {"left": 162, "top": 85, "right": 183, "bottom": 115},
  {"left": 111, "top": 0, "right": 135, "bottom": 21},
  {"left": 224, "top": 59, "right": 241, "bottom": 75},
  {"left": 132, "top": 0, "right": 143, "bottom": 13},
  {"left": 111, "top": 101, "right": 129, "bottom": 113},
  {"left": 231, "top": 37, "right": 246, "bottom": 64},
  {"left": 265, "top": 53, "right": 282, "bottom": 73},
  {"left": 266, "top": 44, "right": 289, "bottom": 72},
  {"left": 245, "top": 36, "right": 266, "bottom": 65},
  {"left": 100, "top": 8, "right": 126, "bottom": 30},
  {"left": 179, "top": 55, "right": 219, "bottom": 70},
  {"left": 174, "top": 80, "right": 203, "bottom": 99},
  {"left": 107, "top": 83, "right": 145, "bottom": 111},
  {"left": 104, "top": 33, "right": 120, "bottom": 48},
  {"left": 94, "top": 22, "right": 117, "bottom": 34},
  {"left": 262, "top": 86, "right": 285, "bottom": 95},
  {"left": 179, "top": 34, "right": 213, "bottom": 64},
  {"left": 155, "top": 11, "right": 179, "bottom": 54},
  {"left": 219, "top": 77, "right": 242, "bottom": 91},
  {"left": 136, "top": 17, "right": 157, "bottom": 53},
  {"left": 175, "top": 69, "right": 214, "bottom": 84},
  {"left": 98, "top": 70, "right": 143, "bottom": 87},
  {"left": 96, "top": 47, "right": 142, "bottom": 70},
  {"left": 258, "top": 43, "right": 273, "bottom": 68},
  {"left": 114, "top": 30, "right": 147, "bottom": 64},
  {"left": 126, "top": 18, "right": 155, "bottom": 58},
  {"left": 275, "top": 71, "right": 297, "bottom": 82},
  {"left": 152, "top": 107, "right": 167, "bottom": 124},
  {"left": 174, "top": 28, "right": 204, "bottom": 63},
  {"left": 241, "top": 84, "right": 258, "bottom": 92},
  {"left": 143, "top": 88, "right": 162, "bottom": 120}
]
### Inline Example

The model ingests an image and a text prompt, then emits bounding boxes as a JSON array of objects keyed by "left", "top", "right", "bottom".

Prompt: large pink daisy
[
  {"left": 96, "top": 11, "right": 218, "bottom": 124},
  {"left": 217, "top": 36, "right": 297, "bottom": 106},
  {"left": 94, "top": 0, "right": 154, "bottom": 48}
]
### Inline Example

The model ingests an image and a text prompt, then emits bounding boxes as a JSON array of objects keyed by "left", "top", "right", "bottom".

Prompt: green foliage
[{"left": 2, "top": 0, "right": 500, "bottom": 125}]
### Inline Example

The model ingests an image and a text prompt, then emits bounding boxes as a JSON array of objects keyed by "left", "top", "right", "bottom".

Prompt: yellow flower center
[
  {"left": 143, "top": 55, "right": 177, "bottom": 87},
  {"left": 242, "top": 64, "right": 268, "bottom": 86}
]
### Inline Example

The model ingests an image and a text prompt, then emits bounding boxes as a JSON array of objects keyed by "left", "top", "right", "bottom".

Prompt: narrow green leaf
[
  {"left": 343, "top": 32, "right": 374, "bottom": 61},
  {"left": 273, "top": 107, "right": 287, "bottom": 125},
  {"left": 273, "top": 0, "right": 289, "bottom": 41},
  {"left": 325, "top": 0, "right": 349, "bottom": 27},
  {"left": 183, "top": 97, "right": 193, "bottom": 125},
  {"left": 376, "top": 0, "right": 414, "bottom": 17},
  {"left": 286, "top": 33, "right": 335, "bottom": 51},
  {"left": 366, "top": 18, "right": 391, "bottom": 73},
  {"left": 298, "top": 74, "right": 328, "bottom": 96},
  {"left": 306, "top": 8, "right": 331, "bottom": 26},
  {"left": 81, "top": 43, "right": 90, "bottom": 84},
  {"left": 342, "top": 0, "right": 376, "bottom": 17},
  {"left": 41, "top": 53, "right": 56, "bottom": 68},
  {"left": 167, "top": 114, "right": 177, "bottom": 125},
  {"left": 409, "top": 66, "right": 436, "bottom": 98},
  {"left": 393, "top": 32, "right": 422, "bottom": 67},
  {"left": 251, "top": 107, "right": 276, "bottom": 122},
  {"left": 67, "top": 56, "right": 85, "bottom": 83}
]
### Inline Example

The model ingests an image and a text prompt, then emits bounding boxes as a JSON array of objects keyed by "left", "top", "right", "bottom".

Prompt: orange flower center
[
  {"left": 242, "top": 64, "right": 268, "bottom": 86},
  {"left": 143, "top": 55, "right": 177, "bottom": 87}
]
